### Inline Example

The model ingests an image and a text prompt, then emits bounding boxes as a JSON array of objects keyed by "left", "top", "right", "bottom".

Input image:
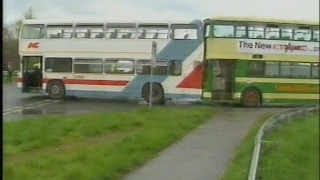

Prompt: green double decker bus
[{"left": 202, "top": 17, "right": 319, "bottom": 107}]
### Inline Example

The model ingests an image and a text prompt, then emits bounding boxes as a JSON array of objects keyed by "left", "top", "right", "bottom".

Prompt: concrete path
[{"left": 124, "top": 107, "right": 288, "bottom": 180}]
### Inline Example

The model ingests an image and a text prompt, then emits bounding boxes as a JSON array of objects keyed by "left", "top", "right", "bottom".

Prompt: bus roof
[
  {"left": 206, "top": 16, "right": 319, "bottom": 26},
  {"left": 22, "top": 19, "right": 202, "bottom": 25}
]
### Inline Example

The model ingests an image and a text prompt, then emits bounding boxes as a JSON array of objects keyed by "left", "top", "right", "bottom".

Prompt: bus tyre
[
  {"left": 241, "top": 88, "right": 261, "bottom": 107},
  {"left": 47, "top": 80, "right": 65, "bottom": 100},
  {"left": 144, "top": 83, "right": 164, "bottom": 104}
]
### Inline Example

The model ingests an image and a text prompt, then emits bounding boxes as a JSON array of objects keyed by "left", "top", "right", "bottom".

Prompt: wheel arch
[
  {"left": 141, "top": 82, "right": 164, "bottom": 98},
  {"left": 46, "top": 79, "right": 65, "bottom": 92},
  {"left": 241, "top": 86, "right": 263, "bottom": 104}
]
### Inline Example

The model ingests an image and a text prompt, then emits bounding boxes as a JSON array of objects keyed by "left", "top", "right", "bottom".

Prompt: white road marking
[
  {"left": 12, "top": 106, "right": 23, "bottom": 110},
  {"left": 13, "top": 109, "right": 22, "bottom": 112},
  {"left": 25, "top": 104, "right": 35, "bottom": 108},
  {"left": 3, "top": 99, "right": 61, "bottom": 115},
  {"left": 3, "top": 109, "right": 13, "bottom": 113},
  {"left": 32, "top": 101, "right": 45, "bottom": 105}
]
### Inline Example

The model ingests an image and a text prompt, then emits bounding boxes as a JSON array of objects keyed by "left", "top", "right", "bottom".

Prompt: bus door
[
  {"left": 21, "top": 56, "right": 43, "bottom": 92},
  {"left": 211, "top": 60, "right": 235, "bottom": 101}
]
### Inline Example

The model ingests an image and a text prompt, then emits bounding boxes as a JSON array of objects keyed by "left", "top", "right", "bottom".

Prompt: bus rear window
[{"left": 21, "top": 24, "right": 44, "bottom": 39}]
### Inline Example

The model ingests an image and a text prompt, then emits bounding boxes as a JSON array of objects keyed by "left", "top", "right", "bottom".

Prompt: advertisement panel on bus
[{"left": 205, "top": 38, "right": 319, "bottom": 62}]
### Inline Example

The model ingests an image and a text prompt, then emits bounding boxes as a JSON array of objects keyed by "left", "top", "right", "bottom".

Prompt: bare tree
[
  {"left": 3, "top": 24, "right": 19, "bottom": 70},
  {"left": 3, "top": 24, "right": 16, "bottom": 41},
  {"left": 15, "top": 7, "right": 36, "bottom": 36},
  {"left": 3, "top": 7, "right": 36, "bottom": 70}
]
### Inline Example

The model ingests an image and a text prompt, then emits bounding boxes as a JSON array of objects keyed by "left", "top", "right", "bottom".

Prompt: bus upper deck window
[
  {"left": 235, "top": 25, "right": 247, "bottom": 38},
  {"left": 248, "top": 24, "right": 265, "bottom": 39},
  {"left": 171, "top": 24, "right": 198, "bottom": 40},
  {"left": 294, "top": 26, "right": 311, "bottom": 41},
  {"left": 105, "top": 28, "right": 135, "bottom": 39},
  {"left": 21, "top": 24, "right": 44, "bottom": 39},
  {"left": 137, "top": 29, "right": 168, "bottom": 39},
  {"left": 265, "top": 24, "right": 279, "bottom": 40},
  {"left": 106, "top": 23, "right": 136, "bottom": 39},
  {"left": 213, "top": 24, "right": 234, "bottom": 38},
  {"left": 116, "top": 29, "right": 135, "bottom": 39},
  {"left": 280, "top": 26, "right": 293, "bottom": 40},
  {"left": 138, "top": 24, "right": 169, "bottom": 39},
  {"left": 312, "top": 27, "right": 319, "bottom": 42},
  {"left": 74, "top": 24, "right": 104, "bottom": 38},
  {"left": 46, "top": 24, "right": 73, "bottom": 39}
]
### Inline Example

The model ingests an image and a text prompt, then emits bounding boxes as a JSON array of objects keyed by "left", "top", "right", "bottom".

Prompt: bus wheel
[
  {"left": 144, "top": 83, "right": 164, "bottom": 104},
  {"left": 47, "top": 80, "right": 65, "bottom": 100},
  {"left": 241, "top": 88, "right": 261, "bottom": 107}
]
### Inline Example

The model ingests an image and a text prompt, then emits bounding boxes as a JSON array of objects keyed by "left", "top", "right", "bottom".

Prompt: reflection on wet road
[
  {"left": 3, "top": 84, "right": 49, "bottom": 110},
  {"left": 3, "top": 86, "right": 140, "bottom": 122},
  {"left": 3, "top": 83, "right": 294, "bottom": 122},
  {"left": 3, "top": 83, "right": 143, "bottom": 121},
  {"left": 4, "top": 98, "right": 143, "bottom": 122}
]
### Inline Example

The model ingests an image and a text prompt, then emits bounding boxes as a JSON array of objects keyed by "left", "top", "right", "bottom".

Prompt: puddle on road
[
  {"left": 22, "top": 108, "right": 66, "bottom": 115},
  {"left": 21, "top": 108, "right": 43, "bottom": 115}
]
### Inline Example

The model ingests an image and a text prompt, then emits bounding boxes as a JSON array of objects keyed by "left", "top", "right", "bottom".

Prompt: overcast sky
[{"left": 4, "top": 0, "right": 319, "bottom": 23}]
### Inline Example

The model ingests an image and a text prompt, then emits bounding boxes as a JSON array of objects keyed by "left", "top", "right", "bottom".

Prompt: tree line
[{"left": 3, "top": 7, "right": 35, "bottom": 71}]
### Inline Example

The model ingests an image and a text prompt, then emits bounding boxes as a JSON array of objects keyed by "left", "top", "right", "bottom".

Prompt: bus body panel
[
  {"left": 233, "top": 77, "right": 319, "bottom": 104},
  {"left": 203, "top": 17, "right": 319, "bottom": 105},
  {"left": 18, "top": 19, "right": 204, "bottom": 101},
  {"left": 20, "top": 39, "right": 169, "bottom": 58}
]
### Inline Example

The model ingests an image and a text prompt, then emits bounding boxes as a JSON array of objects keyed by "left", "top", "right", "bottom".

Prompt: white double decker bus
[{"left": 17, "top": 19, "right": 204, "bottom": 103}]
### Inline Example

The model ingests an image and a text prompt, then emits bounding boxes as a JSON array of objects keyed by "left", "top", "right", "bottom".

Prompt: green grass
[
  {"left": 4, "top": 107, "right": 216, "bottom": 180},
  {"left": 221, "top": 113, "right": 319, "bottom": 180},
  {"left": 221, "top": 113, "right": 274, "bottom": 180},
  {"left": 259, "top": 114, "right": 319, "bottom": 180}
]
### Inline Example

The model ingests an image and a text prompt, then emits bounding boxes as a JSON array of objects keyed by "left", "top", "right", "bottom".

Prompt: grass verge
[
  {"left": 4, "top": 107, "right": 216, "bottom": 180},
  {"left": 221, "top": 113, "right": 274, "bottom": 180},
  {"left": 222, "top": 113, "right": 319, "bottom": 180},
  {"left": 258, "top": 114, "right": 319, "bottom": 180}
]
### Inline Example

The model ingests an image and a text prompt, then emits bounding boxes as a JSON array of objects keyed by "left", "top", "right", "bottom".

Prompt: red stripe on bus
[
  {"left": 176, "top": 62, "right": 204, "bottom": 89},
  {"left": 17, "top": 78, "right": 128, "bottom": 86},
  {"left": 60, "top": 79, "right": 129, "bottom": 86}
]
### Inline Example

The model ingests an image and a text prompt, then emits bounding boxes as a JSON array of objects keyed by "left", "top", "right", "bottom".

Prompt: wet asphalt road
[
  {"left": 3, "top": 83, "right": 205, "bottom": 122},
  {"left": 3, "top": 83, "right": 294, "bottom": 122},
  {"left": 3, "top": 83, "right": 141, "bottom": 122}
]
